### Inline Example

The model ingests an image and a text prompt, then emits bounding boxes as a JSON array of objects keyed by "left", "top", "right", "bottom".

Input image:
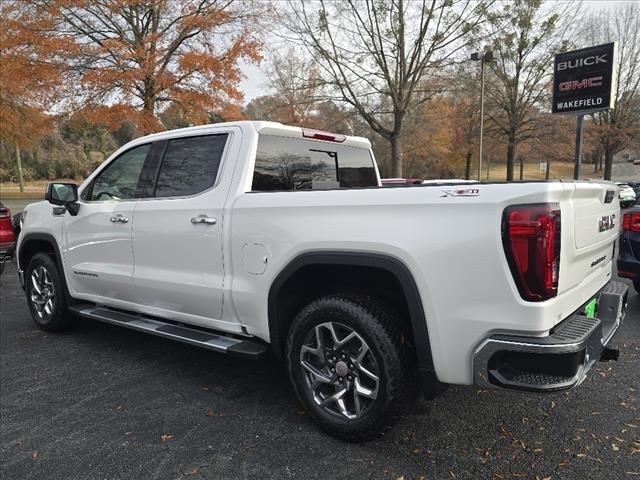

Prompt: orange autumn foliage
[
  {"left": 47, "top": 0, "right": 263, "bottom": 134},
  {"left": 0, "top": 1, "right": 72, "bottom": 147}
]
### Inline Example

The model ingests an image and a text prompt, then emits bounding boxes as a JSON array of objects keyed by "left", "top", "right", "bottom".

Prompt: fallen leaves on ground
[
  {"left": 160, "top": 434, "right": 174, "bottom": 442},
  {"left": 576, "top": 453, "right": 603, "bottom": 463}
]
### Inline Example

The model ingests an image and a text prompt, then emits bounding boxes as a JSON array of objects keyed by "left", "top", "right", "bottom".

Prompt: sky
[
  {"left": 237, "top": 0, "right": 633, "bottom": 103},
  {"left": 239, "top": 60, "right": 266, "bottom": 104}
]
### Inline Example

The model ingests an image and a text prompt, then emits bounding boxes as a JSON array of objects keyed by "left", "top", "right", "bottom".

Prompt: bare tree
[
  {"left": 482, "top": 0, "right": 576, "bottom": 180},
  {"left": 263, "top": 47, "right": 324, "bottom": 125},
  {"left": 584, "top": 2, "right": 640, "bottom": 180},
  {"left": 282, "top": 0, "right": 492, "bottom": 177},
  {"left": 245, "top": 48, "right": 354, "bottom": 132}
]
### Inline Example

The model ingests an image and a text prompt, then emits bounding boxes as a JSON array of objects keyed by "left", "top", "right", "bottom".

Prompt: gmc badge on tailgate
[{"left": 598, "top": 214, "right": 615, "bottom": 232}]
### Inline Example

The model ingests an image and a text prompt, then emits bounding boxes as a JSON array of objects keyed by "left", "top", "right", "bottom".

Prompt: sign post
[
  {"left": 573, "top": 114, "right": 584, "bottom": 179},
  {"left": 552, "top": 42, "right": 617, "bottom": 179}
]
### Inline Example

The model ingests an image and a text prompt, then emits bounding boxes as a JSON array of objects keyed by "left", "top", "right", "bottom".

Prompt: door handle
[
  {"left": 110, "top": 215, "right": 129, "bottom": 224},
  {"left": 191, "top": 215, "right": 217, "bottom": 225}
]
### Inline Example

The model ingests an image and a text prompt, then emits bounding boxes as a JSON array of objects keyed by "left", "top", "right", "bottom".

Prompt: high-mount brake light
[
  {"left": 301, "top": 128, "right": 346, "bottom": 143},
  {"left": 502, "top": 204, "right": 561, "bottom": 302},
  {"left": 622, "top": 212, "right": 640, "bottom": 233}
]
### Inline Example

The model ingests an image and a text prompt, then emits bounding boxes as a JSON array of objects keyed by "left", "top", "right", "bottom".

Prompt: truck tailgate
[{"left": 561, "top": 181, "right": 618, "bottom": 294}]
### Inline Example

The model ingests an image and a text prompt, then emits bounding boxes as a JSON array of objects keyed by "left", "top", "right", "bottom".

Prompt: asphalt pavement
[
  {"left": 612, "top": 162, "right": 640, "bottom": 183},
  {"left": 0, "top": 198, "right": 37, "bottom": 214},
  {"left": 1, "top": 262, "right": 638, "bottom": 480}
]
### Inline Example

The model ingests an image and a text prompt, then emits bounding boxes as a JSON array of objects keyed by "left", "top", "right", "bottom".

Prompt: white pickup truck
[{"left": 16, "top": 121, "right": 628, "bottom": 441}]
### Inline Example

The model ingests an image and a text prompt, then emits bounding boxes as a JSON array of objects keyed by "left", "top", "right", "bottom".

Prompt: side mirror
[{"left": 45, "top": 183, "right": 80, "bottom": 216}]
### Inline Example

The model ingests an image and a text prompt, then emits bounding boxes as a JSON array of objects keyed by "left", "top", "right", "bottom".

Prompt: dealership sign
[{"left": 552, "top": 42, "right": 617, "bottom": 115}]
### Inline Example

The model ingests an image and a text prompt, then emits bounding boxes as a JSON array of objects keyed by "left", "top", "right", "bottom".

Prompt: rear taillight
[
  {"left": 622, "top": 212, "right": 640, "bottom": 233},
  {"left": 502, "top": 204, "right": 561, "bottom": 302}
]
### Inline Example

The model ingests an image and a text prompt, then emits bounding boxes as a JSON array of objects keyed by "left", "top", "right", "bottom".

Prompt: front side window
[
  {"left": 252, "top": 135, "right": 378, "bottom": 192},
  {"left": 89, "top": 144, "right": 150, "bottom": 201},
  {"left": 154, "top": 134, "right": 228, "bottom": 197}
]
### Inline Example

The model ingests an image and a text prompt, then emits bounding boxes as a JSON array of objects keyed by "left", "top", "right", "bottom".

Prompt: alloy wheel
[
  {"left": 30, "top": 265, "right": 56, "bottom": 321},
  {"left": 299, "top": 322, "right": 380, "bottom": 420}
]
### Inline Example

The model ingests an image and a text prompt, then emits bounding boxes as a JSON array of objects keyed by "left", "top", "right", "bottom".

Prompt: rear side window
[
  {"left": 155, "top": 134, "right": 228, "bottom": 197},
  {"left": 252, "top": 135, "right": 378, "bottom": 192}
]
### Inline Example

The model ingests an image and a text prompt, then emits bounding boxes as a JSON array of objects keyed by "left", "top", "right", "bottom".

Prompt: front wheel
[
  {"left": 25, "top": 253, "right": 73, "bottom": 331},
  {"left": 286, "top": 294, "right": 417, "bottom": 442}
]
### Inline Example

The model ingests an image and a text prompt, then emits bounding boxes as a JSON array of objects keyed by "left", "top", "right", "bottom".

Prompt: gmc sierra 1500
[{"left": 16, "top": 121, "right": 628, "bottom": 441}]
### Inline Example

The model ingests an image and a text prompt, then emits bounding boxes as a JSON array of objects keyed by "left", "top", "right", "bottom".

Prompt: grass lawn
[
  {"left": 0, "top": 179, "right": 80, "bottom": 199},
  {"left": 483, "top": 160, "right": 603, "bottom": 182}
]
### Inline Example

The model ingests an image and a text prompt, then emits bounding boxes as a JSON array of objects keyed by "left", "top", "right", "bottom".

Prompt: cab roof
[{"left": 130, "top": 121, "right": 372, "bottom": 149}]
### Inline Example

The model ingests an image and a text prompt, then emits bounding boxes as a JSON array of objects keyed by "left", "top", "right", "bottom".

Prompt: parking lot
[{"left": 0, "top": 261, "right": 638, "bottom": 480}]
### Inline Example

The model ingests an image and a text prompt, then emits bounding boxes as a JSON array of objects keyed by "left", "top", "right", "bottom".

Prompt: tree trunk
[
  {"left": 390, "top": 134, "right": 403, "bottom": 178},
  {"left": 142, "top": 102, "right": 155, "bottom": 134},
  {"left": 486, "top": 155, "right": 491, "bottom": 180},
  {"left": 465, "top": 150, "right": 472, "bottom": 180},
  {"left": 603, "top": 149, "right": 614, "bottom": 180},
  {"left": 15, "top": 141, "right": 24, "bottom": 193},
  {"left": 545, "top": 159, "right": 551, "bottom": 180},
  {"left": 141, "top": 82, "right": 156, "bottom": 134},
  {"left": 506, "top": 130, "right": 517, "bottom": 181}
]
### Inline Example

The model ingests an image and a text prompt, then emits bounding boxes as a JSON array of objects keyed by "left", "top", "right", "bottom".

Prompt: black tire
[
  {"left": 25, "top": 253, "right": 73, "bottom": 331},
  {"left": 286, "top": 293, "right": 418, "bottom": 442},
  {"left": 0, "top": 262, "right": 4, "bottom": 276},
  {"left": 634, "top": 279, "right": 640, "bottom": 295}
]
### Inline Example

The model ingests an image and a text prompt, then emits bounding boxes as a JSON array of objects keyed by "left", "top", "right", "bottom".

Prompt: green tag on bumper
[{"left": 584, "top": 298, "right": 597, "bottom": 319}]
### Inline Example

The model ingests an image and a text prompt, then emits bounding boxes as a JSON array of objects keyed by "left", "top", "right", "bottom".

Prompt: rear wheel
[
  {"left": 25, "top": 253, "right": 73, "bottom": 331},
  {"left": 286, "top": 293, "right": 417, "bottom": 442},
  {"left": 633, "top": 279, "right": 640, "bottom": 295}
]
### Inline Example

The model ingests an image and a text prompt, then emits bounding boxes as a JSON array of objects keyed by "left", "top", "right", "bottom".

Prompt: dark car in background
[
  {"left": 0, "top": 203, "right": 17, "bottom": 275},
  {"left": 617, "top": 206, "right": 640, "bottom": 294}
]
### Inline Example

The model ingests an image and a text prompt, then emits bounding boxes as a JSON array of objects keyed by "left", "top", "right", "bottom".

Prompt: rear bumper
[
  {"left": 473, "top": 280, "right": 628, "bottom": 392},
  {"left": 0, "top": 241, "right": 15, "bottom": 263}
]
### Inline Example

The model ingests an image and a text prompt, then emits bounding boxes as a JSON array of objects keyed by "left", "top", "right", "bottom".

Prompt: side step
[{"left": 69, "top": 305, "right": 267, "bottom": 359}]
